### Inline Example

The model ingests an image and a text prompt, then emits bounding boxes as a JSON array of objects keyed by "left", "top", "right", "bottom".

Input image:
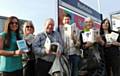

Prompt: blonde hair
[
  {"left": 84, "top": 17, "right": 93, "bottom": 23},
  {"left": 44, "top": 18, "right": 54, "bottom": 31},
  {"left": 23, "top": 21, "right": 34, "bottom": 35},
  {"left": 84, "top": 17, "right": 94, "bottom": 30}
]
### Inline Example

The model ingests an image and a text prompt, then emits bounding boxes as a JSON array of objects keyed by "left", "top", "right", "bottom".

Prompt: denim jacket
[{"left": 32, "top": 31, "right": 63, "bottom": 62}]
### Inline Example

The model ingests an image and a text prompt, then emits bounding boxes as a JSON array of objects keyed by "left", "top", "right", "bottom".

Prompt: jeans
[{"left": 69, "top": 54, "right": 81, "bottom": 76}]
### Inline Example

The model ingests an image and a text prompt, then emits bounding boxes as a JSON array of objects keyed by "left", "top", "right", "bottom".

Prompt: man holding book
[{"left": 58, "top": 13, "right": 81, "bottom": 76}]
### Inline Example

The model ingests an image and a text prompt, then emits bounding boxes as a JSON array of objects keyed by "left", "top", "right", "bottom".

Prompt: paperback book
[
  {"left": 17, "top": 40, "right": 29, "bottom": 52},
  {"left": 44, "top": 37, "right": 59, "bottom": 52},
  {"left": 105, "top": 32, "right": 119, "bottom": 44}
]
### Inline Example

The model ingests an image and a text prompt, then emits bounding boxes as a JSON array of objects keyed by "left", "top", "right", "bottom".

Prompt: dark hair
[
  {"left": 100, "top": 18, "right": 111, "bottom": 35},
  {"left": 3, "top": 16, "right": 21, "bottom": 48},
  {"left": 64, "top": 13, "right": 71, "bottom": 19}
]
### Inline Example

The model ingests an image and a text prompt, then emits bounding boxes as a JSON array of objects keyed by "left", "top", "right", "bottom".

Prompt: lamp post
[{"left": 97, "top": 0, "right": 101, "bottom": 13}]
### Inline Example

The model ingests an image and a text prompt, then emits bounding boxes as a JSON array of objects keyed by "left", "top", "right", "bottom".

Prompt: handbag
[{"left": 83, "top": 45, "right": 101, "bottom": 70}]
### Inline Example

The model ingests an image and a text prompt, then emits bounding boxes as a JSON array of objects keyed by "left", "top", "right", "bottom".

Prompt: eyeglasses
[
  {"left": 26, "top": 26, "right": 33, "bottom": 28},
  {"left": 10, "top": 22, "right": 18, "bottom": 25}
]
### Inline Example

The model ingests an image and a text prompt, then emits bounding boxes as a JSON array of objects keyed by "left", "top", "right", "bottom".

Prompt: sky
[
  {"left": 0, "top": 0, "right": 120, "bottom": 34},
  {"left": 81, "top": 0, "right": 120, "bottom": 18},
  {"left": 0, "top": 0, "right": 57, "bottom": 34}
]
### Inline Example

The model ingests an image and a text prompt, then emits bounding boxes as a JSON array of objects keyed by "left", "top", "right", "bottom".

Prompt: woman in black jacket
[
  {"left": 23, "top": 21, "right": 35, "bottom": 76},
  {"left": 79, "top": 17, "right": 106, "bottom": 76},
  {"left": 98, "top": 18, "right": 120, "bottom": 76}
]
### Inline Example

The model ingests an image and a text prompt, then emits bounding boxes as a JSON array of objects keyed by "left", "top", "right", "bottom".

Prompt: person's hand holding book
[
  {"left": 55, "top": 50, "right": 62, "bottom": 57},
  {"left": 17, "top": 40, "right": 29, "bottom": 52},
  {"left": 14, "top": 50, "right": 25, "bottom": 56},
  {"left": 112, "top": 41, "right": 120, "bottom": 46},
  {"left": 96, "top": 35, "right": 105, "bottom": 46},
  {"left": 84, "top": 42, "right": 93, "bottom": 48},
  {"left": 45, "top": 49, "right": 51, "bottom": 55}
]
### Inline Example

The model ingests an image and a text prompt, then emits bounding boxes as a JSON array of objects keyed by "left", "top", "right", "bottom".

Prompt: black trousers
[
  {"left": 2, "top": 69, "right": 23, "bottom": 76},
  {"left": 23, "top": 59, "right": 35, "bottom": 76},
  {"left": 35, "top": 58, "right": 53, "bottom": 76},
  {"left": 105, "top": 56, "right": 120, "bottom": 76}
]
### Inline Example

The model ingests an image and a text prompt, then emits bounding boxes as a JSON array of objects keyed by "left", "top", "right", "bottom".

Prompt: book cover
[
  {"left": 64, "top": 23, "right": 79, "bottom": 38},
  {"left": 64, "top": 24, "right": 72, "bottom": 37},
  {"left": 105, "top": 34, "right": 112, "bottom": 44},
  {"left": 44, "top": 37, "right": 51, "bottom": 51},
  {"left": 24, "top": 34, "right": 34, "bottom": 45},
  {"left": 82, "top": 32, "right": 90, "bottom": 43},
  {"left": 50, "top": 42, "right": 59, "bottom": 52},
  {"left": 44, "top": 37, "right": 59, "bottom": 52},
  {"left": 82, "top": 29, "right": 95, "bottom": 43},
  {"left": 105, "top": 32, "right": 119, "bottom": 44},
  {"left": 17, "top": 40, "right": 29, "bottom": 52},
  {"left": 111, "top": 32, "right": 119, "bottom": 41}
]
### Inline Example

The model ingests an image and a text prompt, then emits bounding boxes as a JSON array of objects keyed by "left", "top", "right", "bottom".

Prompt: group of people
[
  {"left": 0, "top": 16, "right": 35, "bottom": 76},
  {"left": 0, "top": 13, "right": 120, "bottom": 76}
]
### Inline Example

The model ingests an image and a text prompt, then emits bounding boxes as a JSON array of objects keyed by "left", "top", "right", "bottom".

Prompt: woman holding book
[
  {"left": 22, "top": 21, "right": 35, "bottom": 76},
  {"left": 80, "top": 17, "right": 95, "bottom": 52},
  {"left": 97, "top": 18, "right": 120, "bottom": 76},
  {"left": 0, "top": 16, "right": 24, "bottom": 76},
  {"left": 32, "top": 18, "right": 63, "bottom": 76},
  {"left": 79, "top": 17, "right": 106, "bottom": 76}
]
